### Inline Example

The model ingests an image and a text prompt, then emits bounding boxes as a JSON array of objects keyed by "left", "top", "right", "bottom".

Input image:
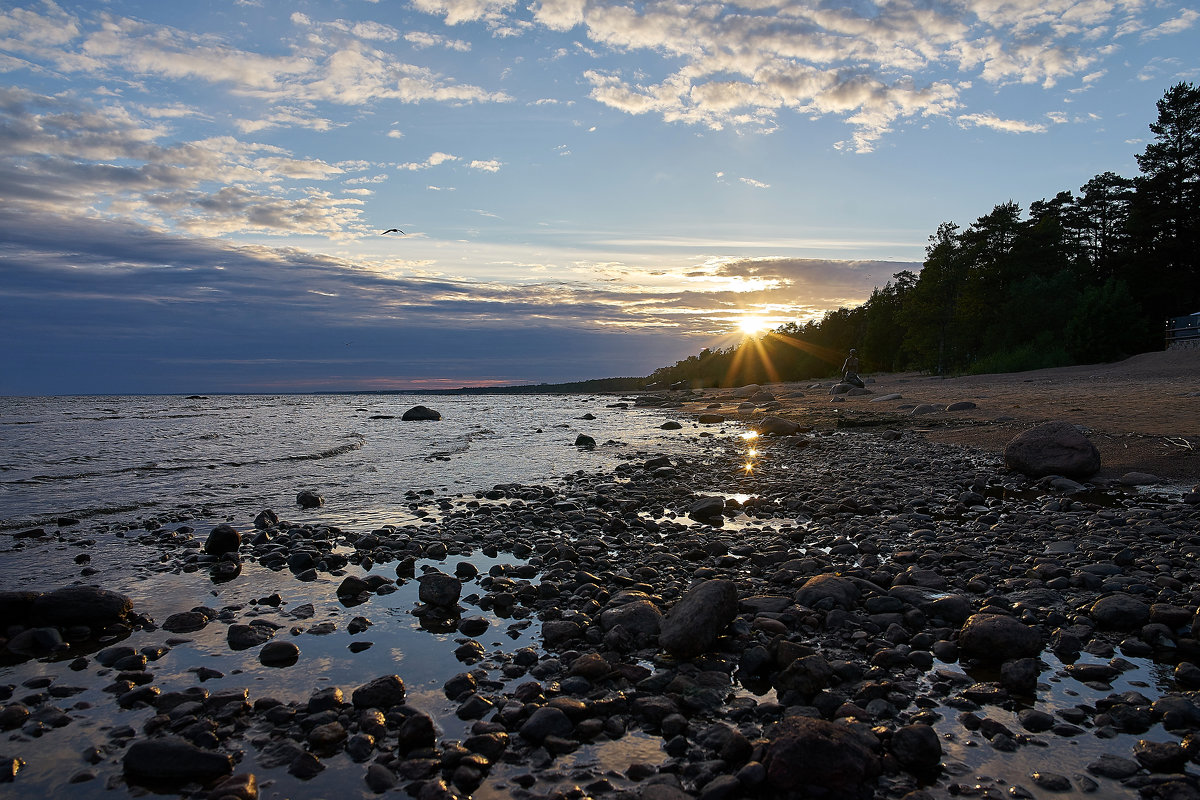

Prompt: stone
[
  {"left": 296, "top": 490, "right": 324, "bottom": 509},
  {"left": 418, "top": 572, "right": 462, "bottom": 607},
  {"left": 945, "top": 401, "right": 977, "bottom": 411},
  {"left": 207, "top": 773, "right": 257, "bottom": 800},
  {"left": 520, "top": 706, "right": 573, "bottom": 742},
  {"left": 890, "top": 724, "right": 942, "bottom": 770},
  {"left": 659, "top": 579, "right": 738, "bottom": 659},
  {"left": 1119, "top": 471, "right": 1160, "bottom": 486},
  {"left": 795, "top": 575, "right": 860, "bottom": 610},
  {"left": 1090, "top": 594, "right": 1151, "bottom": 630},
  {"left": 756, "top": 416, "right": 800, "bottom": 436},
  {"left": 599, "top": 599, "right": 662, "bottom": 641},
  {"left": 205, "top": 524, "right": 241, "bottom": 555},
  {"left": 574, "top": 434, "right": 596, "bottom": 449},
  {"left": 227, "top": 624, "right": 275, "bottom": 651},
  {"left": 123, "top": 737, "right": 233, "bottom": 784},
  {"left": 687, "top": 496, "right": 725, "bottom": 519},
  {"left": 259, "top": 641, "right": 300, "bottom": 667},
  {"left": 697, "top": 413, "right": 725, "bottom": 424},
  {"left": 162, "top": 610, "right": 210, "bottom": 633},
  {"left": 30, "top": 586, "right": 133, "bottom": 627},
  {"left": 958, "top": 614, "right": 1043, "bottom": 660},
  {"left": 764, "top": 716, "right": 881, "bottom": 797},
  {"left": 401, "top": 406, "right": 441, "bottom": 421},
  {"left": 1004, "top": 420, "right": 1101, "bottom": 478},
  {"left": 352, "top": 675, "right": 406, "bottom": 709}
]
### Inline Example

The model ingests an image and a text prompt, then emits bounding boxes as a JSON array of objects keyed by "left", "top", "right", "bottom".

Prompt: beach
[{"left": 1, "top": 353, "right": 1199, "bottom": 800}]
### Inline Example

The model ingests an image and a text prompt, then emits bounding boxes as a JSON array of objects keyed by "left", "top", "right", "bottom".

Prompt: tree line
[{"left": 647, "top": 83, "right": 1200, "bottom": 389}]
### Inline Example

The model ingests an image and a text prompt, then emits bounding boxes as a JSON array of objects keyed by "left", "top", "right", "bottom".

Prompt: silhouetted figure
[
  {"left": 381, "top": 228, "right": 404, "bottom": 235},
  {"left": 842, "top": 349, "right": 864, "bottom": 388}
]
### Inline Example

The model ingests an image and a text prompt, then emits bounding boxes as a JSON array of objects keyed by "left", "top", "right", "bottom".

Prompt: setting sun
[{"left": 737, "top": 316, "right": 771, "bottom": 337}]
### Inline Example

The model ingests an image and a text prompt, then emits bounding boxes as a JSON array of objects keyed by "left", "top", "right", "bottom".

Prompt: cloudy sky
[{"left": 1, "top": 0, "right": 1195, "bottom": 393}]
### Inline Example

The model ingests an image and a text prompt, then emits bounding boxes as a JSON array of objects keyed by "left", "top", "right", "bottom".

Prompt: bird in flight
[{"left": 381, "top": 228, "right": 404, "bottom": 235}]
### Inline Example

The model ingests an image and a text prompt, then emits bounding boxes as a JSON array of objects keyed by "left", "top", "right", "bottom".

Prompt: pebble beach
[{"left": 3, "top": 355, "right": 1200, "bottom": 800}]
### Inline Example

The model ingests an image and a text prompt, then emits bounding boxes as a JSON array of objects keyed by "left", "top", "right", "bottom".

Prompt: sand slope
[{"left": 758, "top": 349, "right": 1200, "bottom": 481}]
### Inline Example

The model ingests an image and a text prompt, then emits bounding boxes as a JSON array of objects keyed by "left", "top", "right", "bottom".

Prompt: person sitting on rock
[{"left": 842, "top": 349, "right": 864, "bottom": 388}]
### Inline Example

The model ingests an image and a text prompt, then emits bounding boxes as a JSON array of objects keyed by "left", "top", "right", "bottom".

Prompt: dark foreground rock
[
  {"left": 123, "top": 737, "right": 233, "bottom": 784},
  {"left": 764, "top": 716, "right": 881, "bottom": 797},
  {"left": 1004, "top": 420, "right": 1102, "bottom": 478},
  {"left": 402, "top": 405, "right": 442, "bottom": 421}
]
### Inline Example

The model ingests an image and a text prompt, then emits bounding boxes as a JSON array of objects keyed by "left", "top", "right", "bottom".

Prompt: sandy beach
[{"left": 715, "top": 349, "right": 1200, "bottom": 484}]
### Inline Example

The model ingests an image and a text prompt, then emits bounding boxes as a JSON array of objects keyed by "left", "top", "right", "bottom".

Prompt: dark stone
[
  {"left": 890, "top": 724, "right": 941, "bottom": 771},
  {"left": 296, "top": 490, "right": 324, "bottom": 509},
  {"left": 401, "top": 406, "right": 441, "bottom": 421},
  {"left": 958, "top": 614, "right": 1043, "bottom": 660},
  {"left": 1004, "top": 420, "right": 1101, "bottom": 478},
  {"left": 352, "top": 675, "right": 406, "bottom": 709},
  {"left": 123, "top": 737, "right": 232, "bottom": 784},
  {"left": 418, "top": 572, "right": 462, "bottom": 607},
  {"left": 764, "top": 716, "right": 881, "bottom": 797},
  {"left": 227, "top": 624, "right": 274, "bottom": 651},
  {"left": 259, "top": 641, "right": 300, "bottom": 667},
  {"left": 30, "top": 586, "right": 133, "bottom": 627},
  {"left": 205, "top": 524, "right": 241, "bottom": 556},
  {"left": 659, "top": 579, "right": 738, "bottom": 659}
]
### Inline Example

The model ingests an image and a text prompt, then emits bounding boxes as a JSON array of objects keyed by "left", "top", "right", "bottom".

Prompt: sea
[
  {"left": 0, "top": 393, "right": 694, "bottom": 534},
  {"left": 0, "top": 393, "right": 710, "bottom": 800}
]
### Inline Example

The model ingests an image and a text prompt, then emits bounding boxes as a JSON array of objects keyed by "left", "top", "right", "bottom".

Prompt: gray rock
[
  {"left": 945, "top": 401, "right": 977, "bottom": 411},
  {"left": 659, "top": 579, "right": 738, "bottom": 659},
  {"left": 911, "top": 403, "right": 943, "bottom": 415},
  {"left": 697, "top": 413, "right": 725, "bottom": 424},
  {"left": 574, "top": 434, "right": 596, "bottom": 448},
  {"left": 1004, "top": 420, "right": 1101, "bottom": 478}
]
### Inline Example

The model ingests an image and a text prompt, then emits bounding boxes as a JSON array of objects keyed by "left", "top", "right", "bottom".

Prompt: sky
[{"left": 0, "top": 0, "right": 1196, "bottom": 394}]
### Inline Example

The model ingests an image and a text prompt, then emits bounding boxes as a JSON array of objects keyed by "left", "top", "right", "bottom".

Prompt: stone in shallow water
[{"left": 123, "top": 737, "right": 232, "bottom": 784}]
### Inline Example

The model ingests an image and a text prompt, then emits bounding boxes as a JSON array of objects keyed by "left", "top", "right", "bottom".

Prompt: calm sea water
[{"left": 0, "top": 393, "right": 691, "bottom": 531}]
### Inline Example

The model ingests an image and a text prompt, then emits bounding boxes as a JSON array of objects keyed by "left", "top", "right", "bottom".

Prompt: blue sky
[{"left": 1, "top": 0, "right": 1196, "bottom": 393}]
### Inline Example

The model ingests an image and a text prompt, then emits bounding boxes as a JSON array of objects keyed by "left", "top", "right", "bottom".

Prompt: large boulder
[
  {"left": 659, "top": 579, "right": 738, "bottom": 659},
  {"left": 123, "top": 737, "right": 233, "bottom": 784},
  {"left": 417, "top": 572, "right": 462, "bottom": 607},
  {"left": 30, "top": 586, "right": 133, "bottom": 627},
  {"left": 764, "top": 716, "right": 881, "bottom": 797},
  {"left": 352, "top": 675, "right": 406, "bottom": 709},
  {"left": 205, "top": 524, "right": 241, "bottom": 556},
  {"left": 756, "top": 416, "right": 800, "bottom": 436},
  {"left": 1004, "top": 421, "right": 1101, "bottom": 478},
  {"left": 795, "top": 575, "right": 859, "bottom": 610},
  {"left": 958, "top": 613, "right": 1044, "bottom": 660},
  {"left": 401, "top": 405, "right": 441, "bottom": 421}
]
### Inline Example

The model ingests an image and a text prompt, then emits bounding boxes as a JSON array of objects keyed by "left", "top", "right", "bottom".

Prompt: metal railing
[{"left": 1166, "top": 314, "right": 1200, "bottom": 350}]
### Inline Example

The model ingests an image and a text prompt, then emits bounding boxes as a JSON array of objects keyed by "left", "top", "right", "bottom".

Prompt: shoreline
[{"left": 1, "top": 399, "right": 1199, "bottom": 800}]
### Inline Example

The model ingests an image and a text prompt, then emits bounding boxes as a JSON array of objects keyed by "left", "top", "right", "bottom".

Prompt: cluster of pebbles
[{"left": 3, "top": 403, "right": 1200, "bottom": 800}]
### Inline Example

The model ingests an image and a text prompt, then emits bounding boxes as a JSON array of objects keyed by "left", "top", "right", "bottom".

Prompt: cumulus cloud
[
  {"left": 0, "top": 5, "right": 509, "bottom": 107},
  {"left": 0, "top": 88, "right": 368, "bottom": 237}
]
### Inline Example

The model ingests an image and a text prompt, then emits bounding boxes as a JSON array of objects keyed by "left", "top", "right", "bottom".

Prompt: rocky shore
[{"left": 3, "top": 396, "right": 1200, "bottom": 800}]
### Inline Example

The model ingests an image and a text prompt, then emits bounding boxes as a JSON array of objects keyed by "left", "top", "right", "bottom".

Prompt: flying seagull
[{"left": 381, "top": 228, "right": 404, "bottom": 235}]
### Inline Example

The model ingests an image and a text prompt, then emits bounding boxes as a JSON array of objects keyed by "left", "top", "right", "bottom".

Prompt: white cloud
[
  {"left": 739, "top": 177, "right": 769, "bottom": 189},
  {"left": 957, "top": 112, "right": 1049, "bottom": 133},
  {"left": 1141, "top": 8, "right": 1199, "bottom": 39},
  {"left": 399, "top": 152, "right": 461, "bottom": 170},
  {"left": 468, "top": 159, "right": 503, "bottom": 171}
]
